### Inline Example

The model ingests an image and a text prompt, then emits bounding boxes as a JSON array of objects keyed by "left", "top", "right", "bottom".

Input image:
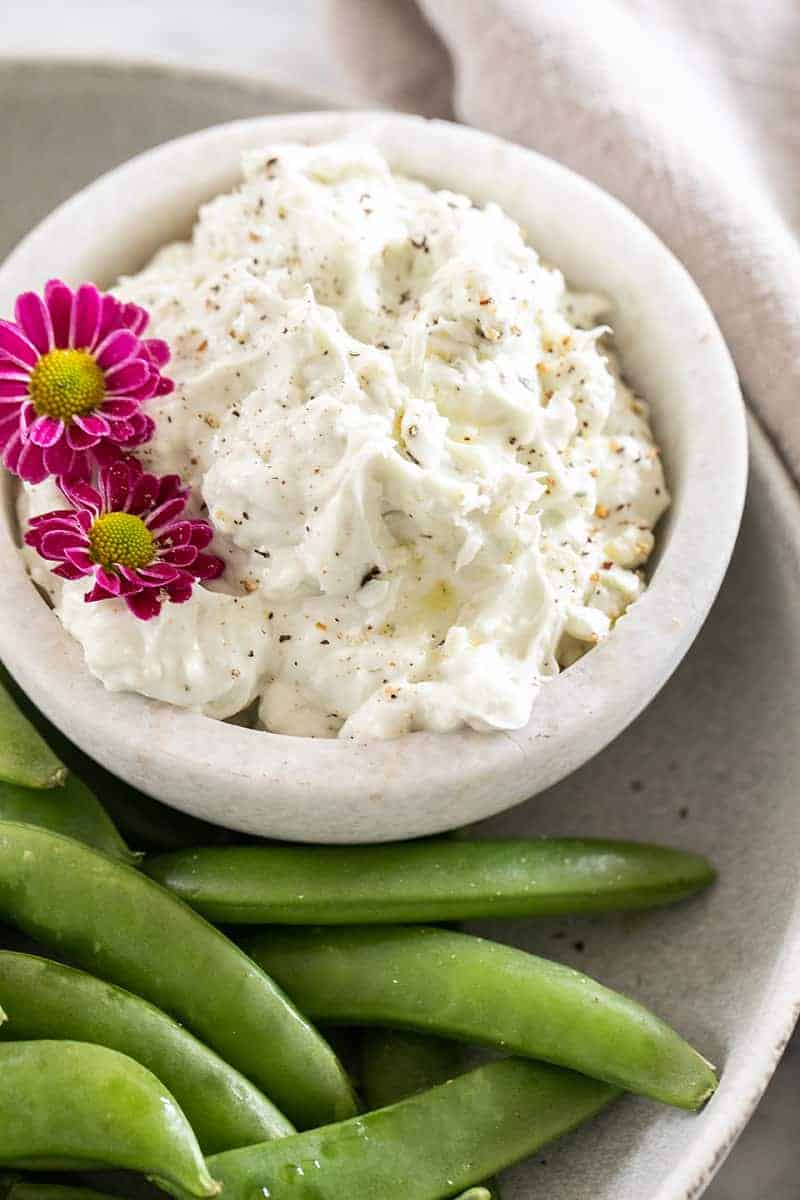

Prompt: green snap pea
[
  {"left": 0, "top": 775, "right": 137, "bottom": 865},
  {"left": 246, "top": 925, "right": 718, "bottom": 1110},
  {"left": 362, "top": 1030, "right": 502, "bottom": 1199},
  {"left": 0, "top": 676, "right": 65, "bottom": 790},
  {"left": 0, "top": 1040, "right": 218, "bottom": 1196},
  {"left": 0, "top": 822, "right": 358, "bottom": 1130},
  {"left": 0, "top": 1176, "right": 117, "bottom": 1199},
  {"left": 0, "top": 951, "right": 294, "bottom": 1154},
  {"left": 362, "top": 1029, "right": 464, "bottom": 1108},
  {"left": 0, "top": 665, "right": 232, "bottom": 853},
  {"left": 172, "top": 1059, "right": 618, "bottom": 1200},
  {"left": 144, "top": 838, "right": 715, "bottom": 924}
]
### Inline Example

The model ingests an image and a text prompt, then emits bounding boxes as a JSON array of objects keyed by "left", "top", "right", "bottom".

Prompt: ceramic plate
[{"left": 1, "top": 58, "right": 799, "bottom": 1200}]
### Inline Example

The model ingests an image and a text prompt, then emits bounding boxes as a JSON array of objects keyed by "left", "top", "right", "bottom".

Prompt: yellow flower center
[
  {"left": 89, "top": 512, "right": 155, "bottom": 570},
  {"left": 29, "top": 348, "right": 106, "bottom": 421}
]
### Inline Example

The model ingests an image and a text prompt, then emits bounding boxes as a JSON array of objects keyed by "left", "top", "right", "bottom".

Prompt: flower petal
[
  {"left": 91, "top": 439, "right": 126, "bottom": 468},
  {"left": 95, "top": 566, "right": 122, "bottom": 595},
  {"left": 43, "top": 437, "right": 79, "bottom": 478},
  {"left": 3, "top": 431, "right": 23, "bottom": 473},
  {"left": 128, "top": 471, "right": 162, "bottom": 515},
  {"left": 192, "top": 553, "right": 225, "bottom": 581},
  {"left": 145, "top": 496, "right": 187, "bottom": 533},
  {"left": 85, "top": 580, "right": 117, "bottom": 603},
  {"left": 154, "top": 375, "right": 175, "bottom": 397},
  {"left": 15, "top": 291, "right": 53, "bottom": 354},
  {"left": 187, "top": 519, "right": 214, "bottom": 550},
  {"left": 70, "top": 284, "right": 102, "bottom": 350},
  {"left": 109, "top": 570, "right": 142, "bottom": 596},
  {"left": 64, "top": 546, "right": 94, "bottom": 573},
  {"left": 44, "top": 279, "right": 74, "bottom": 349},
  {"left": 143, "top": 338, "right": 170, "bottom": 368},
  {"left": 27, "top": 510, "right": 79, "bottom": 530},
  {"left": 121, "top": 412, "right": 155, "bottom": 448},
  {"left": 14, "top": 438, "right": 48, "bottom": 485},
  {"left": 99, "top": 458, "right": 140, "bottom": 512},
  {"left": 156, "top": 520, "right": 192, "bottom": 548},
  {"left": 165, "top": 577, "right": 194, "bottom": 604},
  {"left": 95, "top": 329, "right": 138, "bottom": 370},
  {"left": 95, "top": 294, "right": 122, "bottom": 346},
  {"left": 0, "top": 380, "right": 27, "bottom": 399},
  {"left": 0, "top": 321, "right": 38, "bottom": 369},
  {"left": 126, "top": 589, "right": 162, "bottom": 620},
  {"left": 155, "top": 473, "right": 186, "bottom": 505},
  {"left": 0, "top": 424, "right": 20, "bottom": 453},
  {"left": 106, "top": 419, "right": 135, "bottom": 443},
  {"left": 19, "top": 400, "right": 35, "bottom": 433},
  {"left": 65, "top": 422, "right": 101, "bottom": 451},
  {"left": 59, "top": 477, "right": 103, "bottom": 516},
  {"left": 120, "top": 302, "right": 149, "bottom": 337},
  {"left": 73, "top": 412, "right": 110, "bottom": 439},
  {"left": 28, "top": 416, "right": 64, "bottom": 448},
  {"left": 100, "top": 396, "right": 139, "bottom": 419},
  {"left": 0, "top": 410, "right": 19, "bottom": 438},
  {"left": 105, "top": 358, "right": 151, "bottom": 393},
  {"left": 136, "top": 562, "right": 181, "bottom": 586},
  {"left": 54, "top": 561, "right": 88, "bottom": 581},
  {"left": 39, "top": 528, "right": 87, "bottom": 560},
  {"left": 159, "top": 544, "right": 196, "bottom": 568}
]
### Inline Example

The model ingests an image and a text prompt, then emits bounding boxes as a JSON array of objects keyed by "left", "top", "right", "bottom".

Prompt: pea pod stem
[
  {"left": 0, "top": 822, "right": 357, "bottom": 1130},
  {"left": 144, "top": 838, "right": 715, "bottom": 924},
  {"left": 0, "top": 1041, "right": 218, "bottom": 1197},
  {"left": 171, "top": 1059, "right": 617, "bottom": 1200},
  {"left": 246, "top": 925, "right": 718, "bottom": 1111},
  {"left": 0, "top": 676, "right": 65, "bottom": 790},
  {"left": 0, "top": 951, "right": 294, "bottom": 1154}
]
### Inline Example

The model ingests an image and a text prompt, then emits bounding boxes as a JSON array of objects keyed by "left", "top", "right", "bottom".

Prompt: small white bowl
[{"left": 0, "top": 112, "right": 746, "bottom": 842}]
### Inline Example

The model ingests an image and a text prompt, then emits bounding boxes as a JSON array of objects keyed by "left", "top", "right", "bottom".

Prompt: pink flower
[
  {"left": 25, "top": 458, "right": 224, "bottom": 621},
  {"left": 0, "top": 280, "right": 173, "bottom": 484}
]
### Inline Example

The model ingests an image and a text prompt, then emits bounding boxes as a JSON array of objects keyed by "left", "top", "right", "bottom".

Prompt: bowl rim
[{"left": 0, "top": 108, "right": 748, "bottom": 842}]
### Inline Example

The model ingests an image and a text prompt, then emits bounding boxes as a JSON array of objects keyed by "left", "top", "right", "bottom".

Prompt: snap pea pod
[
  {"left": 246, "top": 925, "right": 718, "bottom": 1110},
  {"left": 0, "top": 822, "right": 358, "bottom": 1130},
  {"left": 0, "top": 951, "right": 294, "bottom": 1154},
  {"left": 362, "top": 1029, "right": 464, "bottom": 1108},
  {"left": 0, "top": 666, "right": 231, "bottom": 852},
  {"left": 0, "top": 676, "right": 65, "bottom": 789},
  {"left": 0, "top": 1177, "right": 116, "bottom": 1199},
  {"left": 171, "top": 1059, "right": 617, "bottom": 1200},
  {"left": 144, "top": 838, "right": 715, "bottom": 924},
  {"left": 0, "top": 775, "right": 137, "bottom": 865},
  {"left": 0, "top": 1040, "right": 218, "bottom": 1197},
  {"left": 362, "top": 1030, "right": 502, "bottom": 1199}
]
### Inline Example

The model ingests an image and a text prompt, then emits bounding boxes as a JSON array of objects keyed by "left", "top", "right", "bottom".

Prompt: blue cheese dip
[{"left": 20, "top": 142, "right": 669, "bottom": 739}]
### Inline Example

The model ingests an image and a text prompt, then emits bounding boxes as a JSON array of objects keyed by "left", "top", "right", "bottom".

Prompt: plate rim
[{"left": 0, "top": 58, "right": 795, "bottom": 1200}]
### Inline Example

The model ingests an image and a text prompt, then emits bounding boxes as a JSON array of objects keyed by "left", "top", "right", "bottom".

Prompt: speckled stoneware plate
[{"left": 2, "top": 58, "right": 799, "bottom": 1200}]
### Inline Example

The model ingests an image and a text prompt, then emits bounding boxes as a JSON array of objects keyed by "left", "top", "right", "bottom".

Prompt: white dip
[{"left": 21, "top": 142, "right": 669, "bottom": 739}]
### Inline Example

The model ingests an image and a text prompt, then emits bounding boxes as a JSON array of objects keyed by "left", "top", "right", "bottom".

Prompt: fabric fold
[{"left": 328, "top": 0, "right": 800, "bottom": 478}]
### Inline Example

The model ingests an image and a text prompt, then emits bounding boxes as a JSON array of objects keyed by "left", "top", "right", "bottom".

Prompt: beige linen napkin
[{"left": 328, "top": 0, "right": 800, "bottom": 478}]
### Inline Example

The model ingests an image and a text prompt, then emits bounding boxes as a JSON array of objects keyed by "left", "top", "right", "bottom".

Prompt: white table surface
[{"left": 2, "top": 2, "right": 795, "bottom": 1195}]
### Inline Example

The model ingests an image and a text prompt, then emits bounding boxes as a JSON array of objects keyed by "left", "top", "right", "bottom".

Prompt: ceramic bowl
[{"left": 0, "top": 111, "right": 747, "bottom": 841}]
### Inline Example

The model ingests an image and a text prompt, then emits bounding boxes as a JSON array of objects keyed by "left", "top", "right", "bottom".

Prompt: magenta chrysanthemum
[
  {"left": 0, "top": 279, "right": 173, "bottom": 484},
  {"left": 24, "top": 458, "right": 224, "bottom": 621}
]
